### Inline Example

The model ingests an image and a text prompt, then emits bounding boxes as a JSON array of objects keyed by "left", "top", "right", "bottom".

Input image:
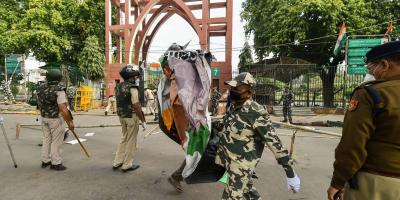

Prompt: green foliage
[
  {"left": 241, "top": 0, "right": 400, "bottom": 106},
  {"left": 0, "top": 0, "right": 28, "bottom": 55},
  {"left": 26, "top": 81, "right": 37, "bottom": 93},
  {"left": 238, "top": 41, "right": 253, "bottom": 68},
  {"left": 0, "top": 0, "right": 105, "bottom": 81},
  {"left": 78, "top": 36, "right": 104, "bottom": 80},
  {"left": 11, "top": 84, "right": 18, "bottom": 95},
  {"left": 241, "top": 0, "right": 393, "bottom": 65},
  {"left": 19, "top": 0, "right": 77, "bottom": 62}
]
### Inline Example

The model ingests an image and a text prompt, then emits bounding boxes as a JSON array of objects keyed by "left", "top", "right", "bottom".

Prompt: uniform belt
[
  {"left": 360, "top": 167, "right": 400, "bottom": 179},
  {"left": 148, "top": 99, "right": 154, "bottom": 100}
]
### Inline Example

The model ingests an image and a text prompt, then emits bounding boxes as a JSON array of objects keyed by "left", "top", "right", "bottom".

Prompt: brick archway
[{"left": 105, "top": 0, "right": 233, "bottom": 96}]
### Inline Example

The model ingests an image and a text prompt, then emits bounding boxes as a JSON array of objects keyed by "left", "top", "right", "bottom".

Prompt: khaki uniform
[
  {"left": 331, "top": 76, "right": 400, "bottom": 199},
  {"left": 145, "top": 89, "right": 155, "bottom": 115},
  {"left": 105, "top": 96, "right": 117, "bottom": 113},
  {"left": 344, "top": 172, "right": 400, "bottom": 200},
  {"left": 40, "top": 91, "right": 68, "bottom": 165},
  {"left": 113, "top": 87, "right": 140, "bottom": 170}
]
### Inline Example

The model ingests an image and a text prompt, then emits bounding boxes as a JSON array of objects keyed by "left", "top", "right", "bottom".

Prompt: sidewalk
[{"left": 271, "top": 114, "right": 344, "bottom": 127}]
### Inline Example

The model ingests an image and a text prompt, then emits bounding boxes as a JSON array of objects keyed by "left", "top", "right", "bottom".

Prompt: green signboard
[
  {"left": 348, "top": 39, "right": 383, "bottom": 48},
  {"left": 347, "top": 66, "right": 368, "bottom": 75},
  {"left": 346, "top": 37, "right": 386, "bottom": 75},
  {"left": 211, "top": 68, "right": 220, "bottom": 77},
  {"left": 5, "top": 54, "right": 22, "bottom": 75}
]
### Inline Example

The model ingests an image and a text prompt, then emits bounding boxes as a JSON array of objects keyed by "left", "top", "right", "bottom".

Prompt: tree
[
  {"left": 11, "top": 0, "right": 105, "bottom": 81},
  {"left": 17, "top": 0, "right": 79, "bottom": 62},
  {"left": 238, "top": 41, "right": 253, "bottom": 68},
  {"left": 241, "top": 0, "right": 398, "bottom": 107},
  {"left": 0, "top": 0, "right": 29, "bottom": 73},
  {"left": 78, "top": 36, "right": 104, "bottom": 80}
]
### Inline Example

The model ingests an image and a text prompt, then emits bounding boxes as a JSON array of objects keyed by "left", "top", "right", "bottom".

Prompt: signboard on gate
[
  {"left": 211, "top": 68, "right": 220, "bottom": 77},
  {"left": 346, "top": 36, "right": 389, "bottom": 75}
]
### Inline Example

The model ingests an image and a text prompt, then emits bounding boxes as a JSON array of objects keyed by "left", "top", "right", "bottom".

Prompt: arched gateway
[{"left": 105, "top": 0, "right": 233, "bottom": 96}]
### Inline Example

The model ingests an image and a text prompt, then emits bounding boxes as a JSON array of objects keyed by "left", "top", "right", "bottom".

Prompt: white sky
[{"left": 147, "top": 0, "right": 250, "bottom": 71}]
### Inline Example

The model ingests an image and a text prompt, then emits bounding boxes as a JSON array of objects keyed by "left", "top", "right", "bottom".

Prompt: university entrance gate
[{"left": 105, "top": 0, "right": 233, "bottom": 96}]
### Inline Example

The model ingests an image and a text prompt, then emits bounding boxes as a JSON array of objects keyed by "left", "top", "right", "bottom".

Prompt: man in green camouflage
[
  {"left": 215, "top": 72, "right": 301, "bottom": 199},
  {"left": 211, "top": 87, "right": 222, "bottom": 116},
  {"left": 112, "top": 64, "right": 147, "bottom": 172},
  {"left": 279, "top": 84, "right": 294, "bottom": 123},
  {"left": 37, "top": 69, "right": 74, "bottom": 171},
  {"left": 66, "top": 85, "right": 76, "bottom": 111}
]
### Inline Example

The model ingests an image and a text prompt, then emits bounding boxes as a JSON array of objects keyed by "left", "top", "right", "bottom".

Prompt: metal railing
[{"left": 238, "top": 64, "right": 364, "bottom": 108}]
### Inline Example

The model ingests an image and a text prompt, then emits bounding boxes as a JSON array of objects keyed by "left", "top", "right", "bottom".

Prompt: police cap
[
  {"left": 224, "top": 72, "right": 256, "bottom": 87},
  {"left": 365, "top": 41, "right": 400, "bottom": 63},
  {"left": 46, "top": 69, "right": 62, "bottom": 82},
  {"left": 119, "top": 64, "right": 140, "bottom": 80}
]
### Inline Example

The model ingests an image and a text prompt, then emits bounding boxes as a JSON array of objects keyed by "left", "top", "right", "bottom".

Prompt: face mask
[
  {"left": 363, "top": 73, "right": 375, "bottom": 82},
  {"left": 135, "top": 78, "right": 140, "bottom": 85},
  {"left": 229, "top": 90, "right": 245, "bottom": 101}
]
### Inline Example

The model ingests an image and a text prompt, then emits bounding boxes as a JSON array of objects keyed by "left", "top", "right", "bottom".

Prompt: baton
[
  {"left": 144, "top": 125, "right": 159, "bottom": 138},
  {"left": 0, "top": 117, "right": 18, "bottom": 168},
  {"left": 69, "top": 128, "right": 90, "bottom": 158}
]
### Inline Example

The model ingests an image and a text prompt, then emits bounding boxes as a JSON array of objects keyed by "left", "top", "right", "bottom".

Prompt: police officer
[
  {"left": 37, "top": 69, "right": 74, "bottom": 171},
  {"left": 215, "top": 72, "right": 301, "bottom": 200},
  {"left": 104, "top": 95, "right": 117, "bottom": 116},
  {"left": 279, "top": 84, "right": 294, "bottom": 123},
  {"left": 112, "top": 64, "right": 147, "bottom": 172},
  {"left": 327, "top": 41, "right": 400, "bottom": 200},
  {"left": 144, "top": 88, "right": 155, "bottom": 115}
]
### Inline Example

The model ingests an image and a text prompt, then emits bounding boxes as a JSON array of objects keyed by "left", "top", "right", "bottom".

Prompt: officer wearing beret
[{"left": 327, "top": 41, "right": 400, "bottom": 200}]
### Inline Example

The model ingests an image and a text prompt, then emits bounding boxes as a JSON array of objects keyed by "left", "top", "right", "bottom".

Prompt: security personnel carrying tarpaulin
[
  {"left": 327, "top": 41, "right": 400, "bottom": 200},
  {"left": 215, "top": 72, "right": 301, "bottom": 200}
]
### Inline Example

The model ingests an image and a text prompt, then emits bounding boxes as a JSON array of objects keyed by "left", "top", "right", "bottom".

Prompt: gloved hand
[
  {"left": 141, "top": 122, "right": 147, "bottom": 130},
  {"left": 287, "top": 174, "right": 301, "bottom": 193}
]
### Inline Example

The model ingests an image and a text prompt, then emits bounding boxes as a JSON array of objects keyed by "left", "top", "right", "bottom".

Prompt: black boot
[
  {"left": 121, "top": 164, "right": 140, "bottom": 172},
  {"left": 41, "top": 161, "right": 51, "bottom": 168},
  {"left": 50, "top": 164, "right": 67, "bottom": 171}
]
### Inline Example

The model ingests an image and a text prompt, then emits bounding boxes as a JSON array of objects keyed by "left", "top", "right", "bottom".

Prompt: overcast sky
[{"left": 147, "top": 0, "right": 250, "bottom": 71}]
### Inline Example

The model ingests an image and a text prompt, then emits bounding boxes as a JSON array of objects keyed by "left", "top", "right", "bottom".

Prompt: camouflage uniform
[
  {"left": 37, "top": 81, "right": 67, "bottom": 165},
  {"left": 216, "top": 73, "right": 295, "bottom": 200},
  {"left": 1, "top": 80, "right": 15, "bottom": 103},
  {"left": 211, "top": 88, "right": 221, "bottom": 116},
  {"left": 113, "top": 81, "right": 140, "bottom": 170},
  {"left": 281, "top": 89, "right": 294, "bottom": 122},
  {"left": 66, "top": 86, "right": 76, "bottom": 111}
]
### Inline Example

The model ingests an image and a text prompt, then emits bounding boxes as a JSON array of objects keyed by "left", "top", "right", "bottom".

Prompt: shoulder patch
[{"left": 348, "top": 99, "right": 359, "bottom": 112}]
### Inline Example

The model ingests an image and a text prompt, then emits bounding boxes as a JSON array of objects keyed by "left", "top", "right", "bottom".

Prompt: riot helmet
[
  {"left": 119, "top": 64, "right": 140, "bottom": 80},
  {"left": 46, "top": 69, "right": 62, "bottom": 83}
]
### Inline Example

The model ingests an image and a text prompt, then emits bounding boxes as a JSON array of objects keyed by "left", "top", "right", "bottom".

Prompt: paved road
[{"left": 0, "top": 114, "right": 341, "bottom": 200}]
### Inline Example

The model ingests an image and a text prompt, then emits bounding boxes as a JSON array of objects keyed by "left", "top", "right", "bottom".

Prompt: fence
[{"left": 239, "top": 64, "right": 365, "bottom": 108}]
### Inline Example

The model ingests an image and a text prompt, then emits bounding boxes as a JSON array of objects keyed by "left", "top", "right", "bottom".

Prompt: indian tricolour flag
[{"left": 333, "top": 21, "right": 346, "bottom": 56}]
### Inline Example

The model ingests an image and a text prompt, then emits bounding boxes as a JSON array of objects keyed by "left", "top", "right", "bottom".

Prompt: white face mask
[
  {"left": 363, "top": 73, "right": 375, "bottom": 83},
  {"left": 135, "top": 78, "right": 140, "bottom": 85}
]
